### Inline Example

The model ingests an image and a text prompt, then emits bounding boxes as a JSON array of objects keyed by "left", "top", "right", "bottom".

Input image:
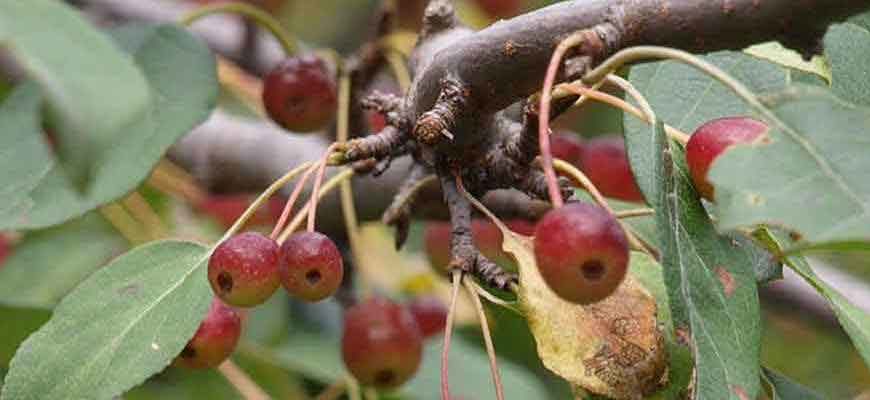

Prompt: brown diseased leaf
[{"left": 505, "top": 231, "right": 667, "bottom": 399}]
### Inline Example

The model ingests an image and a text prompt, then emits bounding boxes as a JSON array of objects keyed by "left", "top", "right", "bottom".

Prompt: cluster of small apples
[
  {"left": 174, "top": 230, "right": 343, "bottom": 369},
  {"left": 420, "top": 117, "right": 767, "bottom": 306},
  {"left": 178, "top": 0, "right": 768, "bottom": 378},
  {"left": 178, "top": 51, "right": 342, "bottom": 372},
  {"left": 535, "top": 117, "right": 767, "bottom": 304},
  {"left": 177, "top": 229, "right": 448, "bottom": 389}
]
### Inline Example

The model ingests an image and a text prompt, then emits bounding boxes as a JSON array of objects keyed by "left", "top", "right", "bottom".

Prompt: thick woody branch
[{"left": 409, "top": 0, "right": 870, "bottom": 120}]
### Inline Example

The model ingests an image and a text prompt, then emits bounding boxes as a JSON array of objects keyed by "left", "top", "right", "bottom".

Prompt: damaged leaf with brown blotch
[{"left": 504, "top": 231, "right": 668, "bottom": 399}]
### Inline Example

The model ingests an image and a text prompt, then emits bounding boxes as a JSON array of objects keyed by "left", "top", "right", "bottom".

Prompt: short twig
[
  {"left": 121, "top": 191, "right": 168, "bottom": 240},
  {"left": 614, "top": 208, "right": 655, "bottom": 219},
  {"left": 217, "top": 360, "right": 272, "bottom": 400}
]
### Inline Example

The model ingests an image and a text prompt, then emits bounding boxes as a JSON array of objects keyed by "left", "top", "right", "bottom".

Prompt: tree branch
[{"left": 408, "top": 0, "right": 870, "bottom": 122}]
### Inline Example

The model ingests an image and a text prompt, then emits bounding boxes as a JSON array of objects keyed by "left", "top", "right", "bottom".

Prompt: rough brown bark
[{"left": 408, "top": 0, "right": 870, "bottom": 143}]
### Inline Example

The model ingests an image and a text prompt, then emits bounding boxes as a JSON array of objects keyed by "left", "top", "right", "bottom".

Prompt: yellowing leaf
[{"left": 504, "top": 232, "right": 667, "bottom": 399}]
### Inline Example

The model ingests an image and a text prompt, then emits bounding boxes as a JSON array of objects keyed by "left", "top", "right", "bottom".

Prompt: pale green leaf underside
[
  {"left": 0, "top": 241, "right": 212, "bottom": 400},
  {"left": 0, "top": 0, "right": 150, "bottom": 188},
  {"left": 825, "top": 20, "right": 870, "bottom": 106},
  {"left": 710, "top": 85, "right": 870, "bottom": 249},
  {"left": 0, "top": 24, "right": 217, "bottom": 230}
]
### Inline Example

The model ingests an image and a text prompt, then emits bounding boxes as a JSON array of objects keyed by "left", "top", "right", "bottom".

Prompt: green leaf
[
  {"left": 709, "top": 85, "right": 870, "bottom": 250},
  {"left": 825, "top": 20, "right": 870, "bottom": 106},
  {"left": 761, "top": 368, "right": 823, "bottom": 400},
  {"left": 634, "top": 125, "right": 779, "bottom": 281},
  {"left": 744, "top": 42, "right": 831, "bottom": 84},
  {"left": 0, "top": 240, "right": 212, "bottom": 400},
  {"left": 0, "top": 23, "right": 217, "bottom": 230},
  {"left": 626, "top": 121, "right": 668, "bottom": 210},
  {"left": 625, "top": 51, "right": 789, "bottom": 144},
  {"left": 654, "top": 136, "right": 762, "bottom": 400},
  {"left": 755, "top": 229, "right": 870, "bottom": 370},
  {"left": 0, "top": 0, "right": 150, "bottom": 189},
  {"left": 0, "top": 84, "right": 52, "bottom": 226},
  {"left": 0, "top": 213, "right": 126, "bottom": 309},
  {"left": 261, "top": 332, "right": 550, "bottom": 400}
]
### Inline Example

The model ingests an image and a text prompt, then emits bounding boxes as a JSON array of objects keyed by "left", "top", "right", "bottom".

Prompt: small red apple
[{"left": 686, "top": 116, "right": 768, "bottom": 200}]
